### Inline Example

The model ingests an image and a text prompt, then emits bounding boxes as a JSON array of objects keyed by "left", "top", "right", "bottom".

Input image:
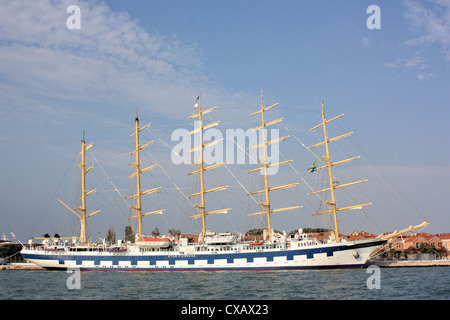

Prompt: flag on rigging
[
  {"left": 194, "top": 95, "right": 199, "bottom": 108},
  {"left": 307, "top": 160, "right": 318, "bottom": 173}
]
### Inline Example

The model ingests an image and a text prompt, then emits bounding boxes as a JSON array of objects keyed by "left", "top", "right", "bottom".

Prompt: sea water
[{"left": 1, "top": 267, "right": 449, "bottom": 300}]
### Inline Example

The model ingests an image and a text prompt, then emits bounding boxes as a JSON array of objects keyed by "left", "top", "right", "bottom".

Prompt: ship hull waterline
[{"left": 21, "top": 239, "right": 385, "bottom": 271}]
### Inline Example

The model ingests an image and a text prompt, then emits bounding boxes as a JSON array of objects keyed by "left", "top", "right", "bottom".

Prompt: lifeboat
[
  {"left": 249, "top": 241, "right": 264, "bottom": 246},
  {"left": 108, "top": 247, "right": 127, "bottom": 252},
  {"left": 135, "top": 236, "right": 172, "bottom": 248},
  {"left": 203, "top": 232, "right": 236, "bottom": 245}
]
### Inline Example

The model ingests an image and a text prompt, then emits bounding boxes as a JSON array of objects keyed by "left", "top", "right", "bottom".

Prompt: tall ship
[{"left": 20, "top": 92, "right": 429, "bottom": 270}]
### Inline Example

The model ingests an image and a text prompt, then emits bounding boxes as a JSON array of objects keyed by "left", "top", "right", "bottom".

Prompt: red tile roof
[{"left": 438, "top": 233, "right": 450, "bottom": 240}]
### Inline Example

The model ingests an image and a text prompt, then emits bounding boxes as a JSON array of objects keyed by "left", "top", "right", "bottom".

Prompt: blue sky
[{"left": 0, "top": 0, "right": 449, "bottom": 241}]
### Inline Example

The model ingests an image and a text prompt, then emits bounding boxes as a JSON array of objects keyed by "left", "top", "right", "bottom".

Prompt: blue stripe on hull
[{"left": 41, "top": 264, "right": 365, "bottom": 271}]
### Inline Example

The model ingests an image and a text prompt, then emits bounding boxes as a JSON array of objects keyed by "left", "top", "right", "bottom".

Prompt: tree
[
  {"left": 436, "top": 247, "right": 448, "bottom": 259},
  {"left": 151, "top": 227, "right": 160, "bottom": 237},
  {"left": 418, "top": 243, "right": 436, "bottom": 254},
  {"left": 125, "top": 226, "right": 134, "bottom": 243},
  {"left": 106, "top": 225, "right": 116, "bottom": 245},
  {"left": 246, "top": 228, "right": 265, "bottom": 236},
  {"left": 169, "top": 228, "right": 181, "bottom": 238},
  {"left": 297, "top": 228, "right": 331, "bottom": 234},
  {"left": 245, "top": 228, "right": 283, "bottom": 236},
  {"left": 387, "top": 250, "right": 402, "bottom": 260},
  {"left": 404, "top": 247, "right": 419, "bottom": 254}
]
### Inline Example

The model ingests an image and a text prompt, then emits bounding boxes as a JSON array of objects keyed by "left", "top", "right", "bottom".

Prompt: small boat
[
  {"left": 249, "top": 241, "right": 264, "bottom": 246},
  {"left": 135, "top": 236, "right": 172, "bottom": 248},
  {"left": 108, "top": 247, "right": 127, "bottom": 253},
  {"left": 203, "top": 232, "right": 236, "bottom": 245},
  {"left": 0, "top": 233, "right": 15, "bottom": 246}
]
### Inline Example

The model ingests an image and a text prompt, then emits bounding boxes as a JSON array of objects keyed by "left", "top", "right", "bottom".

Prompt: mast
[
  {"left": 260, "top": 90, "right": 272, "bottom": 237},
  {"left": 187, "top": 92, "right": 230, "bottom": 239},
  {"left": 129, "top": 112, "right": 164, "bottom": 237},
  {"left": 308, "top": 100, "right": 371, "bottom": 242},
  {"left": 248, "top": 89, "right": 301, "bottom": 240},
  {"left": 321, "top": 101, "right": 340, "bottom": 241},
  {"left": 58, "top": 132, "right": 100, "bottom": 244}
]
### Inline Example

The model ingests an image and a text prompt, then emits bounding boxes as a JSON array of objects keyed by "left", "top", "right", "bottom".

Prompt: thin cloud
[
  {"left": 402, "top": 0, "right": 450, "bottom": 61},
  {"left": 403, "top": 54, "right": 427, "bottom": 69},
  {"left": 361, "top": 36, "right": 370, "bottom": 47},
  {"left": 383, "top": 1, "right": 449, "bottom": 80},
  {"left": 0, "top": 0, "right": 212, "bottom": 120},
  {"left": 384, "top": 54, "right": 427, "bottom": 70},
  {"left": 417, "top": 73, "right": 434, "bottom": 80}
]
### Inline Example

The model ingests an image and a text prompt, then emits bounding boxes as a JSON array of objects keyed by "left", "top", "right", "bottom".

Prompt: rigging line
[
  {"left": 204, "top": 114, "right": 259, "bottom": 164},
  {"left": 201, "top": 113, "right": 262, "bottom": 206},
  {"left": 88, "top": 150, "right": 131, "bottom": 220},
  {"left": 89, "top": 122, "right": 132, "bottom": 142},
  {"left": 150, "top": 132, "right": 196, "bottom": 169},
  {"left": 145, "top": 128, "right": 235, "bottom": 213},
  {"left": 334, "top": 123, "right": 428, "bottom": 223},
  {"left": 329, "top": 142, "right": 394, "bottom": 232},
  {"left": 198, "top": 165, "right": 239, "bottom": 232},
  {"left": 204, "top": 112, "right": 318, "bottom": 208},
  {"left": 91, "top": 139, "right": 126, "bottom": 146},
  {"left": 146, "top": 167, "right": 194, "bottom": 223},
  {"left": 89, "top": 163, "right": 130, "bottom": 225},
  {"left": 32, "top": 151, "right": 79, "bottom": 237},
  {"left": 223, "top": 164, "right": 259, "bottom": 206},
  {"left": 205, "top": 165, "right": 245, "bottom": 230},
  {"left": 194, "top": 114, "right": 261, "bottom": 207},
  {"left": 267, "top": 110, "right": 321, "bottom": 161},
  {"left": 143, "top": 140, "right": 196, "bottom": 209},
  {"left": 92, "top": 172, "right": 128, "bottom": 221},
  {"left": 144, "top": 132, "right": 200, "bottom": 219},
  {"left": 2, "top": 250, "right": 23, "bottom": 261},
  {"left": 146, "top": 118, "right": 265, "bottom": 218},
  {"left": 271, "top": 143, "right": 327, "bottom": 207},
  {"left": 148, "top": 124, "right": 250, "bottom": 232}
]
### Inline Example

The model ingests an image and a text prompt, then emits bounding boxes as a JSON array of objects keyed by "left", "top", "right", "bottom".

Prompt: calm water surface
[{"left": 1, "top": 267, "right": 449, "bottom": 300}]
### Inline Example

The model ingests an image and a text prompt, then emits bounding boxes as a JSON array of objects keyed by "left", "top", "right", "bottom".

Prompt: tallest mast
[
  {"left": 248, "top": 89, "right": 301, "bottom": 240},
  {"left": 129, "top": 113, "right": 164, "bottom": 237},
  {"left": 196, "top": 93, "right": 207, "bottom": 235},
  {"left": 188, "top": 92, "right": 230, "bottom": 239},
  {"left": 259, "top": 89, "right": 273, "bottom": 237}
]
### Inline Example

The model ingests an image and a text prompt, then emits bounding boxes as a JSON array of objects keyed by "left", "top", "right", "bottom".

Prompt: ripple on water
[{"left": 0, "top": 267, "right": 449, "bottom": 300}]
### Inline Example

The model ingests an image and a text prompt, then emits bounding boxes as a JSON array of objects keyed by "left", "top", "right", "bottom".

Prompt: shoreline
[
  {"left": 1, "top": 262, "right": 44, "bottom": 270},
  {"left": 365, "top": 259, "right": 450, "bottom": 268}
]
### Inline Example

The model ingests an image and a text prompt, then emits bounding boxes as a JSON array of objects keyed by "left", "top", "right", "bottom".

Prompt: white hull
[{"left": 21, "top": 239, "right": 384, "bottom": 271}]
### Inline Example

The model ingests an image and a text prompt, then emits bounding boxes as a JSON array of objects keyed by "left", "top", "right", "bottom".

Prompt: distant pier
[
  {"left": 1, "top": 262, "right": 44, "bottom": 270},
  {"left": 365, "top": 259, "right": 450, "bottom": 268}
]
